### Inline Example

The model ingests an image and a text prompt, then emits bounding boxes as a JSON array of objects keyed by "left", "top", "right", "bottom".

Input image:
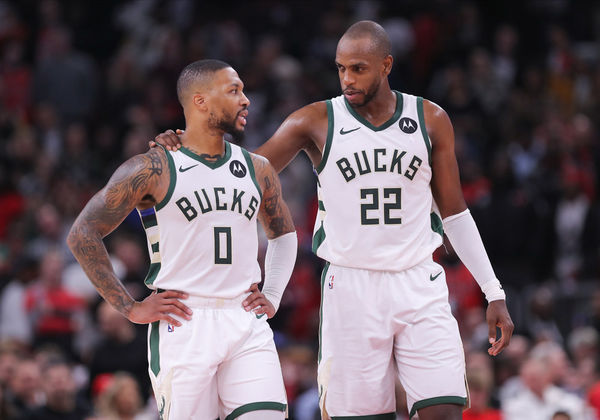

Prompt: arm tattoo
[
  {"left": 67, "top": 149, "right": 167, "bottom": 316},
  {"left": 252, "top": 154, "right": 295, "bottom": 239}
]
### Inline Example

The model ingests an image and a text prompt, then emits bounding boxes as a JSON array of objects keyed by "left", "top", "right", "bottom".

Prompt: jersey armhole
[
  {"left": 155, "top": 145, "right": 177, "bottom": 211},
  {"left": 241, "top": 148, "right": 263, "bottom": 201},
  {"left": 315, "top": 99, "right": 334, "bottom": 175},
  {"left": 416, "top": 96, "right": 432, "bottom": 166}
]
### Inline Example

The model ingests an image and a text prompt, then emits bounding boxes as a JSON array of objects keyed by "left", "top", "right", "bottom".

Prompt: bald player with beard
[{"left": 154, "top": 21, "right": 514, "bottom": 420}]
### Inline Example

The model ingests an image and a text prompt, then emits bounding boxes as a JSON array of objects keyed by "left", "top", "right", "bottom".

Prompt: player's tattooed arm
[
  {"left": 67, "top": 148, "right": 167, "bottom": 317},
  {"left": 252, "top": 154, "right": 295, "bottom": 239}
]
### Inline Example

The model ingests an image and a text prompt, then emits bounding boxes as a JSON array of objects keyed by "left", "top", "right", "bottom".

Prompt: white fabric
[
  {"left": 141, "top": 142, "right": 263, "bottom": 298},
  {"left": 318, "top": 258, "right": 467, "bottom": 417},
  {"left": 262, "top": 231, "right": 297, "bottom": 312},
  {"left": 313, "top": 92, "right": 443, "bottom": 272},
  {"left": 443, "top": 209, "right": 506, "bottom": 302},
  {"left": 148, "top": 303, "right": 287, "bottom": 419}
]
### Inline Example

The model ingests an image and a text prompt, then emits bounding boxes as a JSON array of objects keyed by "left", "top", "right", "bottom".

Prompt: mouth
[
  {"left": 236, "top": 109, "right": 248, "bottom": 126},
  {"left": 343, "top": 90, "right": 362, "bottom": 101}
]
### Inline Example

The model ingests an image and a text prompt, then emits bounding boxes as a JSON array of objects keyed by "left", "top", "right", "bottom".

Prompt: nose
[
  {"left": 241, "top": 92, "right": 250, "bottom": 107},
  {"left": 342, "top": 70, "right": 355, "bottom": 86}
]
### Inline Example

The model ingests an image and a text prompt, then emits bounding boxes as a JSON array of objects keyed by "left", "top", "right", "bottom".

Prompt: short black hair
[
  {"left": 176, "top": 59, "right": 231, "bottom": 105},
  {"left": 340, "top": 20, "right": 391, "bottom": 57}
]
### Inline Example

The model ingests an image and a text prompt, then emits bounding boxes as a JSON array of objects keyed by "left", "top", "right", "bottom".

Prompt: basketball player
[
  {"left": 153, "top": 21, "right": 514, "bottom": 420},
  {"left": 68, "top": 60, "right": 297, "bottom": 419}
]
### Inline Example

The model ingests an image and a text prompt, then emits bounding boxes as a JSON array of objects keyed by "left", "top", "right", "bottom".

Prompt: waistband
[{"left": 155, "top": 288, "right": 250, "bottom": 308}]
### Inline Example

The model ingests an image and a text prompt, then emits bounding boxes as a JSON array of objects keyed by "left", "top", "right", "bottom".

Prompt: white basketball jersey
[
  {"left": 312, "top": 91, "right": 443, "bottom": 272},
  {"left": 138, "top": 142, "right": 263, "bottom": 298}
]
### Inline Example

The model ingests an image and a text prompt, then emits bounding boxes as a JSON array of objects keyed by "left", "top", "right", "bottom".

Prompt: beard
[
  {"left": 209, "top": 109, "right": 245, "bottom": 143},
  {"left": 345, "top": 79, "right": 380, "bottom": 108}
]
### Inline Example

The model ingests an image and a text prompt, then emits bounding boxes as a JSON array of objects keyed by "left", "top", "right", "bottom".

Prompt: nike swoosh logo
[
  {"left": 430, "top": 272, "right": 442, "bottom": 281},
  {"left": 179, "top": 164, "right": 198, "bottom": 172},
  {"left": 255, "top": 313, "right": 266, "bottom": 319},
  {"left": 339, "top": 127, "right": 360, "bottom": 135}
]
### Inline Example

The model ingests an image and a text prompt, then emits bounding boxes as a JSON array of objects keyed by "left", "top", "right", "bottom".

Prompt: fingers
[
  {"left": 153, "top": 129, "right": 183, "bottom": 151},
  {"left": 245, "top": 283, "right": 259, "bottom": 293},
  {"left": 160, "top": 314, "right": 183, "bottom": 327},
  {"left": 160, "top": 290, "right": 189, "bottom": 300},
  {"left": 254, "top": 303, "right": 275, "bottom": 319},
  {"left": 243, "top": 292, "right": 264, "bottom": 311},
  {"left": 157, "top": 291, "right": 192, "bottom": 317},
  {"left": 160, "top": 299, "right": 192, "bottom": 319},
  {"left": 487, "top": 320, "right": 497, "bottom": 346},
  {"left": 488, "top": 318, "right": 515, "bottom": 356}
]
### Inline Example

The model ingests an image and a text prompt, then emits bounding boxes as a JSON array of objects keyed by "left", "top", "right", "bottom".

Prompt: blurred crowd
[{"left": 0, "top": 0, "right": 600, "bottom": 419}]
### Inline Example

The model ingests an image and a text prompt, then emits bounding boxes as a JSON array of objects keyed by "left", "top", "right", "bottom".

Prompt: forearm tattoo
[{"left": 67, "top": 150, "right": 165, "bottom": 315}]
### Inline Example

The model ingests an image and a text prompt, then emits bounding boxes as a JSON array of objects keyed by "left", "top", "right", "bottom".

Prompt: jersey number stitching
[
  {"left": 360, "top": 187, "right": 402, "bottom": 225},
  {"left": 214, "top": 226, "right": 232, "bottom": 264}
]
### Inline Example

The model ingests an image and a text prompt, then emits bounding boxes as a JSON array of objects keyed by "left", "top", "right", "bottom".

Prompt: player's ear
[
  {"left": 383, "top": 54, "right": 393, "bottom": 76},
  {"left": 193, "top": 94, "right": 207, "bottom": 111}
]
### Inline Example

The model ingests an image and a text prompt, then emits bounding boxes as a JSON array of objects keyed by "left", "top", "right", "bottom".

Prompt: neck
[{"left": 180, "top": 121, "right": 226, "bottom": 158}]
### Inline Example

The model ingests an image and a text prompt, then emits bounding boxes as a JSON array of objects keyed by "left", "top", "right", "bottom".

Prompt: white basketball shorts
[
  {"left": 147, "top": 293, "right": 287, "bottom": 420},
  {"left": 318, "top": 257, "right": 468, "bottom": 418}
]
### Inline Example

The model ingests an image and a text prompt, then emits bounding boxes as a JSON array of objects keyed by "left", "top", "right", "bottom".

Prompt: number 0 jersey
[
  {"left": 312, "top": 91, "right": 443, "bottom": 272},
  {"left": 138, "top": 142, "right": 263, "bottom": 298}
]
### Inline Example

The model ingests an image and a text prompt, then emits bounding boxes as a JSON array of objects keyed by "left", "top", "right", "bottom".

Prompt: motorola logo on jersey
[
  {"left": 399, "top": 117, "right": 418, "bottom": 134},
  {"left": 229, "top": 160, "right": 247, "bottom": 178}
]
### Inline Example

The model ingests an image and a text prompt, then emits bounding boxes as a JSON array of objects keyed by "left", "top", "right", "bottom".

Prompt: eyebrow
[
  {"left": 335, "top": 61, "right": 368, "bottom": 67},
  {"left": 228, "top": 81, "right": 244, "bottom": 89}
]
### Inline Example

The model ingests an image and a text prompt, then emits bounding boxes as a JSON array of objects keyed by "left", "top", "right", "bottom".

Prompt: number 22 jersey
[{"left": 312, "top": 91, "right": 443, "bottom": 272}]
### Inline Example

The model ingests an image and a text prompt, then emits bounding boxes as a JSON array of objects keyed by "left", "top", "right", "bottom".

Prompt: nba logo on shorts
[
  {"left": 167, "top": 324, "right": 175, "bottom": 332},
  {"left": 328, "top": 275, "right": 334, "bottom": 289}
]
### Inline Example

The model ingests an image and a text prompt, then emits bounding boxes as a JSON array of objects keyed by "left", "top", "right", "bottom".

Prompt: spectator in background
[
  {"left": 3, "top": 358, "right": 44, "bottom": 418},
  {"left": 502, "top": 357, "right": 589, "bottom": 420},
  {"left": 32, "top": 26, "right": 97, "bottom": 123},
  {"left": 88, "top": 301, "right": 150, "bottom": 401},
  {"left": 497, "top": 335, "right": 531, "bottom": 405},
  {"left": 463, "top": 366, "right": 501, "bottom": 420},
  {"left": 24, "top": 249, "right": 87, "bottom": 360},
  {"left": 0, "top": 256, "right": 37, "bottom": 346},
  {"left": 94, "top": 372, "right": 156, "bottom": 420},
  {"left": 26, "top": 358, "right": 92, "bottom": 420},
  {"left": 526, "top": 286, "right": 564, "bottom": 344}
]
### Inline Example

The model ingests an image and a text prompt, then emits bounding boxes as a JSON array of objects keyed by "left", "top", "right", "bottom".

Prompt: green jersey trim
[
  {"left": 416, "top": 96, "right": 432, "bottom": 166},
  {"left": 409, "top": 396, "right": 467, "bottom": 419},
  {"left": 430, "top": 212, "right": 443, "bottom": 237},
  {"left": 316, "top": 100, "right": 334, "bottom": 174},
  {"left": 331, "top": 413, "right": 396, "bottom": 420},
  {"left": 318, "top": 262, "right": 330, "bottom": 363},
  {"left": 149, "top": 321, "right": 160, "bottom": 376},
  {"left": 224, "top": 402, "right": 287, "bottom": 420},
  {"left": 312, "top": 220, "right": 326, "bottom": 254},
  {"left": 179, "top": 141, "right": 232, "bottom": 169},
  {"left": 155, "top": 146, "right": 176, "bottom": 211},
  {"left": 343, "top": 91, "right": 403, "bottom": 132},
  {"left": 144, "top": 262, "right": 161, "bottom": 286},
  {"left": 241, "top": 148, "right": 262, "bottom": 200}
]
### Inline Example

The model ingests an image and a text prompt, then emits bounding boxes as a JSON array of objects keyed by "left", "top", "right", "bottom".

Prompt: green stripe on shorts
[
  {"left": 331, "top": 413, "right": 396, "bottom": 420},
  {"left": 409, "top": 396, "right": 467, "bottom": 419},
  {"left": 225, "top": 402, "right": 287, "bottom": 420}
]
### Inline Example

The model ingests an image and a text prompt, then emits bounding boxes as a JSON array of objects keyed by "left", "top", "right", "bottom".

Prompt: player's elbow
[
  {"left": 66, "top": 221, "right": 96, "bottom": 257},
  {"left": 66, "top": 224, "right": 80, "bottom": 255}
]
